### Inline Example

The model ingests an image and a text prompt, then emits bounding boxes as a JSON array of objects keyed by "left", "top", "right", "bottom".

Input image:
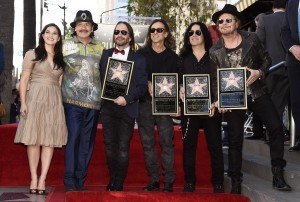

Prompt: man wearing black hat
[
  {"left": 210, "top": 4, "right": 291, "bottom": 194},
  {"left": 100, "top": 21, "right": 147, "bottom": 191},
  {"left": 62, "top": 10, "right": 104, "bottom": 191}
]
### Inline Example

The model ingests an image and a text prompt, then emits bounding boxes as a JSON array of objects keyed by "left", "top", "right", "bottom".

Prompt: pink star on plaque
[
  {"left": 111, "top": 63, "right": 128, "bottom": 82},
  {"left": 157, "top": 77, "right": 174, "bottom": 95},
  {"left": 223, "top": 71, "right": 242, "bottom": 89},
  {"left": 188, "top": 78, "right": 207, "bottom": 95}
]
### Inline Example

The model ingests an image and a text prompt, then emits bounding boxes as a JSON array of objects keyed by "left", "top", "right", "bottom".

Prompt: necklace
[{"left": 224, "top": 34, "right": 241, "bottom": 49}]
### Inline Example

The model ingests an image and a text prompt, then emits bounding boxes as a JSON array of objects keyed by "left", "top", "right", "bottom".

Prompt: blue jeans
[{"left": 63, "top": 103, "right": 99, "bottom": 186}]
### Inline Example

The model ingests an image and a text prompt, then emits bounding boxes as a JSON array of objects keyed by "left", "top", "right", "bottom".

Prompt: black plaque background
[
  {"left": 102, "top": 58, "right": 134, "bottom": 100},
  {"left": 183, "top": 75, "right": 211, "bottom": 115},
  {"left": 217, "top": 68, "right": 247, "bottom": 109},
  {"left": 152, "top": 73, "right": 178, "bottom": 115}
]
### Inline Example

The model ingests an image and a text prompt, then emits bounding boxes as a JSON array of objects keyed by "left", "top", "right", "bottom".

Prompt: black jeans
[
  {"left": 181, "top": 114, "right": 224, "bottom": 185},
  {"left": 137, "top": 100, "right": 175, "bottom": 183},
  {"left": 101, "top": 101, "right": 135, "bottom": 184},
  {"left": 226, "top": 95, "right": 286, "bottom": 179}
]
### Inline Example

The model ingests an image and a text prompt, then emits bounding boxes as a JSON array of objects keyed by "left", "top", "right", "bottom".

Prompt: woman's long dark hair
[
  {"left": 144, "top": 19, "right": 176, "bottom": 50},
  {"left": 33, "top": 23, "right": 65, "bottom": 70},
  {"left": 179, "top": 22, "right": 212, "bottom": 58}
]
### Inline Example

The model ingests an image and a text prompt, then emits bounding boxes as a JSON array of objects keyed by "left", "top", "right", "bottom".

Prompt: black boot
[
  {"left": 272, "top": 167, "right": 292, "bottom": 191},
  {"left": 230, "top": 178, "right": 242, "bottom": 194}
]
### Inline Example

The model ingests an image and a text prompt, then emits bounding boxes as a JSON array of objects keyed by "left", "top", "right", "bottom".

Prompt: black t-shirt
[{"left": 138, "top": 46, "right": 179, "bottom": 100}]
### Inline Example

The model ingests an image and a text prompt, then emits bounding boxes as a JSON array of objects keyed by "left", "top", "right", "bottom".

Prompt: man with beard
[
  {"left": 100, "top": 21, "right": 148, "bottom": 191},
  {"left": 210, "top": 4, "right": 291, "bottom": 194},
  {"left": 62, "top": 10, "right": 104, "bottom": 191}
]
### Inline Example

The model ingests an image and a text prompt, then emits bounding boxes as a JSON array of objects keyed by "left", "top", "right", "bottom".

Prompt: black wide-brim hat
[
  {"left": 70, "top": 10, "right": 98, "bottom": 31},
  {"left": 212, "top": 4, "right": 243, "bottom": 24}
]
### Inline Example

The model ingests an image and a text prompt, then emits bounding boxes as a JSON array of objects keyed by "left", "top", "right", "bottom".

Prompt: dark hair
[
  {"left": 273, "top": 0, "right": 286, "bottom": 9},
  {"left": 179, "top": 22, "right": 212, "bottom": 58},
  {"left": 71, "top": 22, "right": 95, "bottom": 38},
  {"left": 113, "top": 21, "right": 136, "bottom": 51},
  {"left": 144, "top": 19, "right": 176, "bottom": 50},
  {"left": 33, "top": 23, "right": 65, "bottom": 70}
]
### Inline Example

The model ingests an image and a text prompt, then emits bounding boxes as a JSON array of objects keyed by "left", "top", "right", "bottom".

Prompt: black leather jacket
[{"left": 209, "top": 30, "right": 271, "bottom": 101}]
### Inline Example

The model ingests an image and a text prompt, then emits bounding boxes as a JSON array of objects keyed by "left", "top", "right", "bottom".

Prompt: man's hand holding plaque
[
  {"left": 217, "top": 67, "right": 247, "bottom": 110},
  {"left": 152, "top": 73, "right": 178, "bottom": 115},
  {"left": 183, "top": 74, "right": 211, "bottom": 115},
  {"left": 101, "top": 57, "right": 134, "bottom": 101}
]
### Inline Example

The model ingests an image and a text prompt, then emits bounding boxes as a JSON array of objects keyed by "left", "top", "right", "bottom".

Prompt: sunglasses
[
  {"left": 188, "top": 30, "right": 202, "bottom": 37},
  {"left": 150, "top": 28, "right": 165, "bottom": 33},
  {"left": 217, "top": 18, "right": 235, "bottom": 24},
  {"left": 114, "top": 30, "right": 128, "bottom": 36}
]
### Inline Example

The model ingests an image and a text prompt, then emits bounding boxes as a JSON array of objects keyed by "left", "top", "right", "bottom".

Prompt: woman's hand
[{"left": 20, "top": 104, "right": 28, "bottom": 119}]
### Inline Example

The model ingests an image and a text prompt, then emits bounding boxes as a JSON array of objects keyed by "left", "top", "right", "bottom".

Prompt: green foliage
[
  {"left": 61, "top": 19, "right": 73, "bottom": 39},
  {"left": 127, "top": 0, "right": 215, "bottom": 51}
]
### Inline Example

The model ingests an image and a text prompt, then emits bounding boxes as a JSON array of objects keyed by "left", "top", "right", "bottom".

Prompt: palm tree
[
  {"left": 0, "top": 0, "right": 14, "bottom": 124},
  {"left": 23, "top": 0, "right": 36, "bottom": 56}
]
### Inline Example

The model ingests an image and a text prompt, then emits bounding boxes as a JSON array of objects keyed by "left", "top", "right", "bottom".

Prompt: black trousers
[
  {"left": 137, "top": 100, "right": 175, "bottom": 183},
  {"left": 181, "top": 114, "right": 224, "bottom": 185},
  {"left": 101, "top": 101, "right": 135, "bottom": 184},
  {"left": 266, "top": 68, "right": 290, "bottom": 119},
  {"left": 288, "top": 66, "right": 300, "bottom": 138},
  {"left": 226, "top": 95, "right": 286, "bottom": 179}
]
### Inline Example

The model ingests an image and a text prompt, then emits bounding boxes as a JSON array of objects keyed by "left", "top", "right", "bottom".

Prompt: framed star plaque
[
  {"left": 152, "top": 73, "right": 178, "bottom": 115},
  {"left": 217, "top": 67, "right": 247, "bottom": 109},
  {"left": 101, "top": 57, "right": 134, "bottom": 100},
  {"left": 183, "top": 74, "right": 211, "bottom": 115}
]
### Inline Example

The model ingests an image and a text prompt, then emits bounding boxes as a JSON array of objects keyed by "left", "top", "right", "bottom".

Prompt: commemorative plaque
[
  {"left": 183, "top": 74, "right": 211, "bottom": 115},
  {"left": 101, "top": 57, "right": 134, "bottom": 100},
  {"left": 152, "top": 73, "right": 178, "bottom": 115},
  {"left": 217, "top": 67, "right": 247, "bottom": 109}
]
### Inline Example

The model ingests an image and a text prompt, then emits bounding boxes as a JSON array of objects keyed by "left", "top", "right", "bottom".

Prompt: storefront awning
[
  {"left": 235, "top": 0, "right": 273, "bottom": 30},
  {"left": 235, "top": 0, "right": 258, "bottom": 12}
]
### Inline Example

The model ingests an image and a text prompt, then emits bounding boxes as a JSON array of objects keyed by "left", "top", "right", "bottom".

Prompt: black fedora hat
[
  {"left": 70, "top": 10, "right": 98, "bottom": 31},
  {"left": 212, "top": 4, "right": 243, "bottom": 24}
]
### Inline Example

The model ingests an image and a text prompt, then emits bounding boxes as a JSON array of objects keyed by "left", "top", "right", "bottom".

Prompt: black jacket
[{"left": 209, "top": 30, "right": 271, "bottom": 101}]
